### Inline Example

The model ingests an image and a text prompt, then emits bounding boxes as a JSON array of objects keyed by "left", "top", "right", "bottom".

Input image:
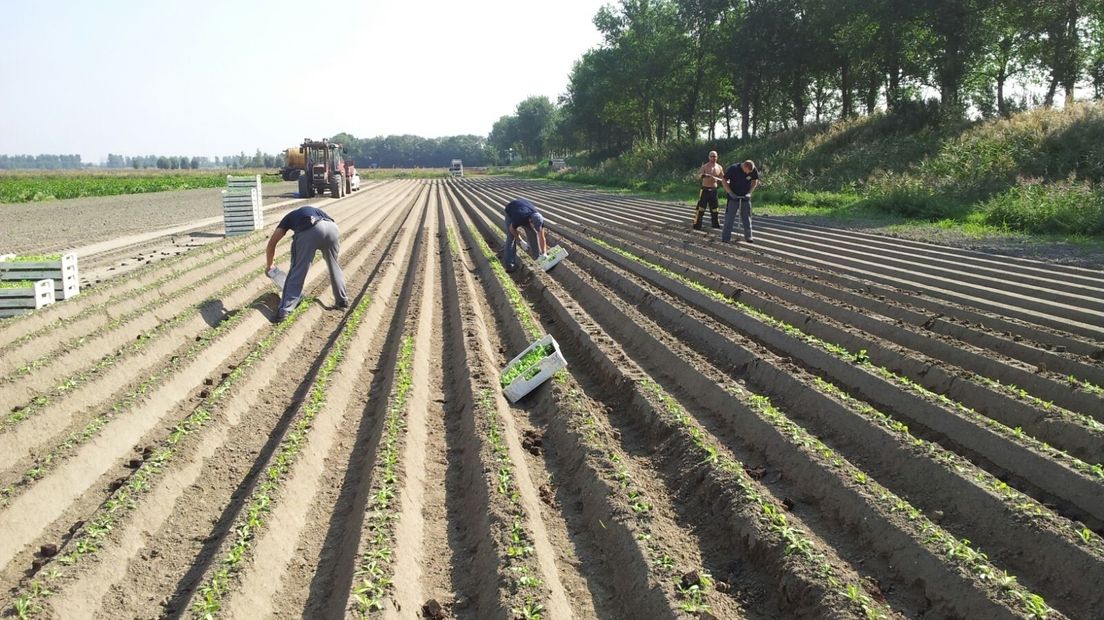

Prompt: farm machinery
[{"left": 282, "top": 138, "right": 357, "bottom": 198}]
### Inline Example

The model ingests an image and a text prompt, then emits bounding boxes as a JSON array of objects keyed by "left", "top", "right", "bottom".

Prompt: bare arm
[
  {"left": 265, "top": 227, "right": 288, "bottom": 271},
  {"left": 537, "top": 227, "right": 548, "bottom": 255}
]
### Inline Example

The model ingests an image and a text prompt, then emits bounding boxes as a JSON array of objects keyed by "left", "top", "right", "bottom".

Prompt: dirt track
[{"left": 0, "top": 178, "right": 1102, "bottom": 619}]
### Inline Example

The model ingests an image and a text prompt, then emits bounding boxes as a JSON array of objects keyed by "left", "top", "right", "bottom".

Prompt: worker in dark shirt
[
  {"left": 265, "top": 205, "right": 350, "bottom": 322},
  {"left": 503, "top": 197, "right": 549, "bottom": 272},
  {"left": 721, "top": 159, "right": 760, "bottom": 243}
]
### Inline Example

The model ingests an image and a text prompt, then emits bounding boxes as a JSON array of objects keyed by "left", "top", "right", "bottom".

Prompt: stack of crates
[
  {"left": 0, "top": 252, "right": 79, "bottom": 301},
  {"left": 223, "top": 175, "right": 263, "bottom": 236}
]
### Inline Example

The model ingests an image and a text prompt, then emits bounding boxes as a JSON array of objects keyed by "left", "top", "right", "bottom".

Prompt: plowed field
[{"left": 1, "top": 178, "right": 1102, "bottom": 619}]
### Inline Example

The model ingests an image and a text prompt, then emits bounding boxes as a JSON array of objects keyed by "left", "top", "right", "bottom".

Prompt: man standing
[
  {"left": 693, "top": 150, "right": 724, "bottom": 230},
  {"left": 503, "top": 197, "right": 549, "bottom": 272},
  {"left": 265, "top": 205, "right": 350, "bottom": 322},
  {"left": 721, "top": 159, "right": 760, "bottom": 243}
]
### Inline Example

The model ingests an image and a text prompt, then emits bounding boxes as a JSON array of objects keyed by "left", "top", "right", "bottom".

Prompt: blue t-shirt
[
  {"left": 724, "top": 164, "right": 759, "bottom": 197},
  {"left": 505, "top": 198, "right": 540, "bottom": 228},
  {"left": 278, "top": 206, "right": 333, "bottom": 233}
]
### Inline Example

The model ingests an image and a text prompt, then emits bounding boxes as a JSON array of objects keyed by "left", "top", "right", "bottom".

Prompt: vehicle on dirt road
[{"left": 449, "top": 159, "right": 463, "bottom": 177}]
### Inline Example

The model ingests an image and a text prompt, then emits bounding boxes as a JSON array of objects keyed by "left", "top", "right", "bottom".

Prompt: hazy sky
[{"left": 0, "top": 0, "right": 609, "bottom": 163}]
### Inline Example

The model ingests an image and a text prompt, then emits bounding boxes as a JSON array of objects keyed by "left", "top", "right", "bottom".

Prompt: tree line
[
  {"left": 544, "top": 0, "right": 1104, "bottom": 156},
  {"left": 329, "top": 133, "right": 494, "bottom": 168}
]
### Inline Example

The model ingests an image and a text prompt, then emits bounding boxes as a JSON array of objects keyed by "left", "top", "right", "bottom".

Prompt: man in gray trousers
[{"left": 264, "top": 205, "right": 350, "bottom": 323}]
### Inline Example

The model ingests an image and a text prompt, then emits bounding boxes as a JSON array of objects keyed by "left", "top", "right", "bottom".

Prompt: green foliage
[
  {"left": 0, "top": 170, "right": 280, "bottom": 203},
  {"left": 983, "top": 176, "right": 1104, "bottom": 236},
  {"left": 1, "top": 254, "right": 62, "bottom": 262},
  {"left": 500, "top": 344, "right": 555, "bottom": 388}
]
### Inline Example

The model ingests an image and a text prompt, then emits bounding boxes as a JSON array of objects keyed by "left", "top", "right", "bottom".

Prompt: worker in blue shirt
[
  {"left": 265, "top": 205, "right": 350, "bottom": 322},
  {"left": 503, "top": 197, "right": 549, "bottom": 272}
]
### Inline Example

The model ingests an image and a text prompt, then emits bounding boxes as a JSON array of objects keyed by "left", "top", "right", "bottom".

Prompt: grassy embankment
[
  {"left": 0, "top": 168, "right": 282, "bottom": 203},
  {"left": 503, "top": 102, "right": 1104, "bottom": 248}
]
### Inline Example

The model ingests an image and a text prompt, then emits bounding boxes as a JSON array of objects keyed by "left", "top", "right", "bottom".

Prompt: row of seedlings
[
  {"left": 547, "top": 228, "right": 1090, "bottom": 617},
  {"left": 444, "top": 193, "right": 747, "bottom": 618},
  {"left": 450, "top": 186, "right": 893, "bottom": 618},
  {"left": 3, "top": 297, "right": 315, "bottom": 618},
  {"left": 555, "top": 223, "right": 1104, "bottom": 617}
]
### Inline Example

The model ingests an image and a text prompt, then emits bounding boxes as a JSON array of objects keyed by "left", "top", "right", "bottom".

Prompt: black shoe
[
  {"left": 336, "top": 300, "right": 350, "bottom": 309},
  {"left": 745, "top": 238, "right": 754, "bottom": 243},
  {"left": 711, "top": 223, "right": 721, "bottom": 229},
  {"left": 692, "top": 224, "right": 702, "bottom": 230},
  {"left": 271, "top": 313, "right": 288, "bottom": 325}
]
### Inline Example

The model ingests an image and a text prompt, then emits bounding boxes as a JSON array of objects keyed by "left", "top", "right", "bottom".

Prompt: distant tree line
[
  {"left": 329, "top": 133, "right": 494, "bottom": 168},
  {"left": 0, "top": 154, "right": 84, "bottom": 169},
  {"left": 548, "top": 0, "right": 1104, "bottom": 155}
]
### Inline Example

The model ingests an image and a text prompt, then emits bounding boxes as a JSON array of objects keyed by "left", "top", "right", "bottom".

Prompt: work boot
[
  {"left": 692, "top": 210, "right": 704, "bottom": 230},
  {"left": 710, "top": 211, "right": 721, "bottom": 229}
]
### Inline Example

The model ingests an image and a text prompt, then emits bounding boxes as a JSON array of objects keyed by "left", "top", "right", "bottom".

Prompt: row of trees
[
  {"left": 331, "top": 133, "right": 493, "bottom": 168},
  {"left": 0, "top": 154, "right": 84, "bottom": 169},
  {"left": 549, "top": 0, "right": 1104, "bottom": 154}
]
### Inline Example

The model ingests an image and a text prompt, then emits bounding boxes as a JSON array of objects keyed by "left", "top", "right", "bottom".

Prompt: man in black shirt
[
  {"left": 264, "top": 205, "right": 350, "bottom": 322},
  {"left": 721, "top": 159, "right": 760, "bottom": 243}
]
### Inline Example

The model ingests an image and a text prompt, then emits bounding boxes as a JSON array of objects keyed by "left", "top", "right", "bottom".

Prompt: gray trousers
[{"left": 278, "top": 219, "right": 349, "bottom": 317}]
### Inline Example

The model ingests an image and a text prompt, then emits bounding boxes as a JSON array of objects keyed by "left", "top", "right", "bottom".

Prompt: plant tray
[
  {"left": 500, "top": 334, "right": 568, "bottom": 403},
  {"left": 537, "top": 245, "right": 568, "bottom": 271},
  {"left": 0, "top": 253, "right": 79, "bottom": 299},
  {"left": 0, "top": 279, "right": 55, "bottom": 317}
]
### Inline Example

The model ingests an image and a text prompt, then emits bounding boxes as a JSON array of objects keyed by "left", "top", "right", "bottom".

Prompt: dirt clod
[
  {"left": 522, "top": 429, "right": 543, "bottom": 455},
  {"left": 421, "top": 599, "right": 446, "bottom": 619},
  {"left": 539, "top": 484, "right": 556, "bottom": 507},
  {"left": 680, "top": 570, "right": 703, "bottom": 590},
  {"left": 745, "top": 465, "right": 766, "bottom": 480},
  {"left": 127, "top": 458, "right": 143, "bottom": 469},
  {"left": 40, "top": 543, "right": 59, "bottom": 557}
]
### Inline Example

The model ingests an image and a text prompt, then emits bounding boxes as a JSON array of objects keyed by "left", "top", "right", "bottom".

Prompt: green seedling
[{"left": 500, "top": 344, "right": 555, "bottom": 387}]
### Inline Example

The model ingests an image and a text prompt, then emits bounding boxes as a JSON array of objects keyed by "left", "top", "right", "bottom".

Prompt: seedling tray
[
  {"left": 0, "top": 253, "right": 79, "bottom": 300},
  {"left": 500, "top": 334, "right": 568, "bottom": 403},
  {"left": 537, "top": 245, "right": 568, "bottom": 271},
  {"left": 0, "top": 279, "right": 55, "bottom": 317}
]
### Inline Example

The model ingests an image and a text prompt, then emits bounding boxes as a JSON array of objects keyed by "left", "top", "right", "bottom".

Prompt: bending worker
[
  {"left": 265, "top": 205, "right": 350, "bottom": 322},
  {"left": 503, "top": 197, "right": 549, "bottom": 272}
]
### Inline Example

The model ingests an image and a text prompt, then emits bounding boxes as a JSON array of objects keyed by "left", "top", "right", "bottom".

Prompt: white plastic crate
[
  {"left": 0, "top": 279, "right": 55, "bottom": 317},
  {"left": 0, "top": 253, "right": 79, "bottom": 300},
  {"left": 537, "top": 245, "right": 568, "bottom": 271},
  {"left": 501, "top": 334, "right": 568, "bottom": 403}
]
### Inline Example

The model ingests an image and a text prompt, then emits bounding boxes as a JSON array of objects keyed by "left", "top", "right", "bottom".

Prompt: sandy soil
[{"left": 0, "top": 178, "right": 1101, "bottom": 620}]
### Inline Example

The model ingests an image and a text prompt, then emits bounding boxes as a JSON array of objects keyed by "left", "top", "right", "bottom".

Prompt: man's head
[
  {"left": 708, "top": 151, "right": 718, "bottom": 161},
  {"left": 741, "top": 160, "right": 756, "bottom": 173}
]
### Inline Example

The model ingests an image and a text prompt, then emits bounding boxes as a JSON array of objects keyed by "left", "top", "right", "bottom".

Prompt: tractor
[{"left": 295, "top": 138, "right": 349, "bottom": 199}]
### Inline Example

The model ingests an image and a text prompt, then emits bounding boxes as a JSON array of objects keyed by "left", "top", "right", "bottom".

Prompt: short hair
[{"left": 742, "top": 159, "right": 756, "bottom": 169}]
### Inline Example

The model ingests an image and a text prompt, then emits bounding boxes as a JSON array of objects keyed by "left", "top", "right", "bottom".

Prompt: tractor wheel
[
  {"left": 332, "top": 174, "right": 343, "bottom": 198},
  {"left": 298, "top": 174, "right": 310, "bottom": 199}
]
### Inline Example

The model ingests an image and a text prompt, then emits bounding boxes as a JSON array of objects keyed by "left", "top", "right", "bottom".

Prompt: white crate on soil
[
  {"left": 0, "top": 253, "right": 80, "bottom": 300},
  {"left": 500, "top": 334, "right": 568, "bottom": 403},
  {"left": 537, "top": 245, "right": 568, "bottom": 271},
  {"left": 0, "top": 279, "right": 55, "bottom": 318}
]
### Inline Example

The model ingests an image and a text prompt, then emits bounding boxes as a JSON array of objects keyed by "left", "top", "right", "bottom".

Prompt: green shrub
[{"left": 983, "top": 177, "right": 1104, "bottom": 236}]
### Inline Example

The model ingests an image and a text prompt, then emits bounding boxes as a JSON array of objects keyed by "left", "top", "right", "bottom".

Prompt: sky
[{"left": 0, "top": 0, "right": 610, "bottom": 164}]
